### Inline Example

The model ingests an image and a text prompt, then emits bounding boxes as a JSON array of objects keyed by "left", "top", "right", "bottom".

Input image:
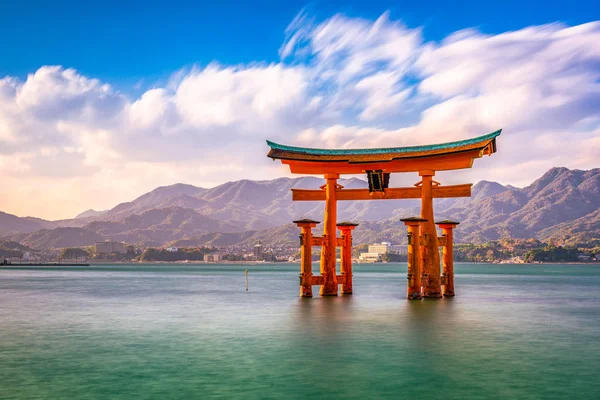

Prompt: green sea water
[{"left": 1, "top": 263, "right": 599, "bottom": 399}]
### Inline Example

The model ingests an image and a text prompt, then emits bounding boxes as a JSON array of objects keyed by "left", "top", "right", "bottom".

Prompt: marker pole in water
[{"left": 245, "top": 270, "right": 248, "bottom": 291}]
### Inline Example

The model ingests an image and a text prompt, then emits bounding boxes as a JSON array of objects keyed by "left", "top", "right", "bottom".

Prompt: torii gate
[{"left": 266, "top": 130, "right": 501, "bottom": 299}]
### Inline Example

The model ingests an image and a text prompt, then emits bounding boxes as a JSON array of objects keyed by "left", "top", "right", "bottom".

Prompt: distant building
[
  {"left": 95, "top": 240, "right": 127, "bottom": 254},
  {"left": 389, "top": 245, "right": 408, "bottom": 255},
  {"left": 204, "top": 254, "right": 223, "bottom": 262},
  {"left": 359, "top": 252, "right": 382, "bottom": 263},
  {"left": 368, "top": 243, "right": 407, "bottom": 255},
  {"left": 166, "top": 247, "right": 178, "bottom": 252},
  {"left": 254, "top": 242, "right": 263, "bottom": 258},
  {"left": 368, "top": 243, "right": 390, "bottom": 255}
]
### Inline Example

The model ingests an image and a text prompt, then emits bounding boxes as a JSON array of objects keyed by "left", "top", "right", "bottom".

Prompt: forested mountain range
[{"left": 1, "top": 167, "right": 598, "bottom": 249}]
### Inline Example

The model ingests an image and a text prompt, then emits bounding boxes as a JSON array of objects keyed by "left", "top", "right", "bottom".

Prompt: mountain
[
  {"left": 0, "top": 211, "right": 56, "bottom": 237},
  {"left": 1, "top": 167, "right": 599, "bottom": 249},
  {"left": 75, "top": 209, "right": 106, "bottom": 219},
  {"left": 99, "top": 177, "right": 378, "bottom": 230},
  {"left": 81, "top": 206, "right": 239, "bottom": 247},
  {"left": 439, "top": 167, "right": 600, "bottom": 243},
  {"left": 106, "top": 183, "right": 207, "bottom": 218}
]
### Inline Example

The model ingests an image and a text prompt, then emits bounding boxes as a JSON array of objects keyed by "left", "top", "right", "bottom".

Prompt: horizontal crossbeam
[
  {"left": 308, "top": 237, "right": 351, "bottom": 247},
  {"left": 292, "top": 184, "right": 472, "bottom": 201},
  {"left": 303, "top": 275, "right": 348, "bottom": 286}
]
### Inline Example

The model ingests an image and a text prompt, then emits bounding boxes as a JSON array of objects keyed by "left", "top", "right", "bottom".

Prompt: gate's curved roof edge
[{"left": 267, "top": 129, "right": 501, "bottom": 163}]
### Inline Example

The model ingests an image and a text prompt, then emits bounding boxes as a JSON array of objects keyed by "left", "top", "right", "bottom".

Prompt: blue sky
[
  {"left": 0, "top": 1, "right": 599, "bottom": 219},
  {"left": 1, "top": 0, "right": 598, "bottom": 86}
]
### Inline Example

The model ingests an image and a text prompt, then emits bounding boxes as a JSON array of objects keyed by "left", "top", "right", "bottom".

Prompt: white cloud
[
  {"left": 129, "top": 88, "right": 172, "bottom": 128},
  {"left": 15, "top": 66, "right": 125, "bottom": 122},
  {"left": 0, "top": 13, "right": 599, "bottom": 220},
  {"left": 174, "top": 64, "right": 309, "bottom": 129}
]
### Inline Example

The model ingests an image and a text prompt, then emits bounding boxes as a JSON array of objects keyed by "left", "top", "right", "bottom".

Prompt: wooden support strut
[
  {"left": 337, "top": 222, "right": 358, "bottom": 295},
  {"left": 293, "top": 219, "right": 320, "bottom": 298},
  {"left": 320, "top": 174, "right": 339, "bottom": 296},
  {"left": 419, "top": 170, "right": 442, "bottom": 298},
  {"left": 436, "top": 220, "right": 460, "bottom": 297},
  {"left": 401, "top": 217, "right": 426, "bottom": 300}
]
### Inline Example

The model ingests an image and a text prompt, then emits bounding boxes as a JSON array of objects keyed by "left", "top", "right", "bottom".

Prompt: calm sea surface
[{"left": 1, "top": 263, "right": 599, "bottom": 399}]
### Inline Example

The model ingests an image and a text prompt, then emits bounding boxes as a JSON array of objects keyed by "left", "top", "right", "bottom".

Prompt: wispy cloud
[{"left": 1, "top": 13, "right": 599, "bottom": 219}]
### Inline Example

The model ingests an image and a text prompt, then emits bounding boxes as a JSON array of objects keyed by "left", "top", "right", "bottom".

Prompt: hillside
[
  {"left": 0, "top": 240, "right": 35, "bottom": 259},
  {"left": 7, "top": 227, "right": 103, "bottom": 249},
  {"left": 0, "top": 211, "right": 56, "bottom": 237},
  {"left": 82, "top": 207, "right": 239, "bottom": 247}
]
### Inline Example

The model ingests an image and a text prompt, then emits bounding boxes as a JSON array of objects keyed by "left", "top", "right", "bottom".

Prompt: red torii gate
[{"left": 266, "top": 130, "right": 501, "bottom": 299}]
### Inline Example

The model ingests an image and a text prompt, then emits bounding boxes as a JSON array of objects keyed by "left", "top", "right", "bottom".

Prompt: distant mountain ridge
[
  {"left": 74, "top": 209, "right": 107, "bottom": 219},
  {"left": 0, "top": 211, "right": 57, "bottom": 237},
  {"left": 1, "top": 167, "right": 599, "bottom": 249}
]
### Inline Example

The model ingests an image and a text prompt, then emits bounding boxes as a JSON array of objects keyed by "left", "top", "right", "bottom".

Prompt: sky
[{"left": 0, "top": 0, "right": 599, "bottom": 220}]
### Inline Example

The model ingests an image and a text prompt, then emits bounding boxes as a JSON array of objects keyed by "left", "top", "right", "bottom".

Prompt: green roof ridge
[{"left": 267, "top": 129, "right": 501, "bottom": 156}]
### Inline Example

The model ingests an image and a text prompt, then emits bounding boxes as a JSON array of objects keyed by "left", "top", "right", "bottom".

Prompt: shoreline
[{"left": 2, "top": 260, "right": 599, "bottom": 267}]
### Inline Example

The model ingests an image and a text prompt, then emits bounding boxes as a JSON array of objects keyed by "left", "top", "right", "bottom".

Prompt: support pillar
[
  {"left": 294, "top": 219, "right": 320, "bottom": 297},
  {"left": 436, "top": 220, "right": 460, "bottom": 297},
  {"left": 418, "top": 170, "right": 442, "bottom": 298},
  {"left": 337, "top": 222, "right": 358, "bottom": 295},
  {"left": 401, "top": 217, "right": 427, "bottom": 300},
  {"left": 320, "top": 173, "right": 339, "bottom": 296}
]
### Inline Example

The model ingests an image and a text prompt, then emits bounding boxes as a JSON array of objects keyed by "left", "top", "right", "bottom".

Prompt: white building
[
  {"left": 204, "top": 254, "right": 223, "bottom": 262},
  {"left": 359, "top": 252, "right": 382, "bottom": 263},
  {"left": 368, "top": 243, "right": 408, "bottom": 255},
  {"left": 368, "top": 243, "right": 389, "bottom": 254}
]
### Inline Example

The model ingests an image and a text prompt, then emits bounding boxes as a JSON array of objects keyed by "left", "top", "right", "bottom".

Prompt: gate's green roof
[{"left": 267, "top": 130, "right": 501, "bottom": 161}]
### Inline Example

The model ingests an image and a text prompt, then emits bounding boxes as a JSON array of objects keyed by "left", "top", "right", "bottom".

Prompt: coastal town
[{"left": 2, "top": 237, "right": 599, "bottom": 265}]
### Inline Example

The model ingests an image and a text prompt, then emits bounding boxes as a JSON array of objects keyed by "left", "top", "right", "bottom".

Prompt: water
[{"left": 1, "top": 263, "right": 599, "bottom": 399}]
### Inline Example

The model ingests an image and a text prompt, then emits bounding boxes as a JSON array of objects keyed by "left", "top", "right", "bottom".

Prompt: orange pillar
[
  {"left": 419, "top": 170, "right": 442, "bottom": 298},
  {"left": 401, "top": 217, "right": 426, "bottom": 300},
  {"left": 337, "top": 222, "right": 358, "bottom": 295},
  {"left": 294, "top": 219, "right": 320, "bottom": 298},
  {"left": 436, "top": 220, "right": 459, "bottom": 297},
  {"left": 320, "top": 173, "right": 339, "bottom": 296}
]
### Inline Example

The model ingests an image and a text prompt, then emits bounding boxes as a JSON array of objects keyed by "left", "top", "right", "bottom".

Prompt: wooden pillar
[
  {"left": 337, "top": 222, "right": 358, "bottom": 295},
  {"left": 294, "top": 219, "right": 320, "bottom": 297},
  {"left": 436, "top": 220, "right": 460, "bottom": 297},
  {"left": 419, "top": 170, "right": 442, "bottom": 298},
  {"left": 320, "top": 173, "right": 339, "bottom": 296},
  {"left": 401, "top": 217, "right": 426, "bottom": 300}
]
